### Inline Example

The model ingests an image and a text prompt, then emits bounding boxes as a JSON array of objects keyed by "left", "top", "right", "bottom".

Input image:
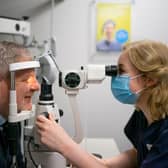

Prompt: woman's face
[
  {"left": 118, "top": 51, "right": 145, "bottom": 94},
  {"left": 118, "top": 51, "right": 159, "bottom": 123}
]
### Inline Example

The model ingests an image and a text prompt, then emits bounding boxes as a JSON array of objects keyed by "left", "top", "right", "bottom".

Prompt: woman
[{"left": 36, "top": 40, "right": 168, "bottom": 168}]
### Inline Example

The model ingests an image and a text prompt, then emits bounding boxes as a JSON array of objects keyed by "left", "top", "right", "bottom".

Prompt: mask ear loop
[
  {"left": 135, "top": 87, "right": 147, "bottom": 94},
  {"left": 130, "top": 73, "right": 143, "bottom": 80},
  {"left": 131, "top": 74, "right": 148, "bottom": 94},
  {"left": 116, "top": 73, "right": 129, "bottom": 78}
]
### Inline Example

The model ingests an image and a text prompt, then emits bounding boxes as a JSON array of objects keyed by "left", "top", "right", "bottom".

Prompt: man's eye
[{"left": 21, "top": 79, "right": 29, "bottom": 82}]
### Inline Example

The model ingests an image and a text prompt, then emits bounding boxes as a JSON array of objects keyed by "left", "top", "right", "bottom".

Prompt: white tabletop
[{"left": 79, "top": 137, "right": 120, "bottom": 158}]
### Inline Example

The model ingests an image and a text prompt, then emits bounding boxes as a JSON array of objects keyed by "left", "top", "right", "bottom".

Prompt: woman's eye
[{"left": 118, "top": 69, "right": 125, "bottom": 75}]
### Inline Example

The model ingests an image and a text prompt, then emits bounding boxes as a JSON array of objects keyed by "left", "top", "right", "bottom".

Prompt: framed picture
[{"left": 89, "top": 0, "right": 132, "bottom": 64}]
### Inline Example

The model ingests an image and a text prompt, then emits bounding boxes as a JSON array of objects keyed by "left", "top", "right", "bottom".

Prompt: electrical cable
[{"left": 27, "top": 137, "right": 38, "bottom": 168}]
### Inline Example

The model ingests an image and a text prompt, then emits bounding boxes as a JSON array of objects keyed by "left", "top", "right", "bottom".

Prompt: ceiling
[{"left": 0, "top": 0, "right": 63, "bottom": 20}]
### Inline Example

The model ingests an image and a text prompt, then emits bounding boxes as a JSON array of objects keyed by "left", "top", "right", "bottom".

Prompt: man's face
[
  {"left": 0, "top": 55, "right": 40, "bottom": 118},
  {"left": 15, "top": 68, "right": 40, "bottom": 112}
]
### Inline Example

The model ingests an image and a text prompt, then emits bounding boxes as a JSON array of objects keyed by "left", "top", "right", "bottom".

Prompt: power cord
[{"left": 27, "top": 137, "right": 38, "bottom": 168}]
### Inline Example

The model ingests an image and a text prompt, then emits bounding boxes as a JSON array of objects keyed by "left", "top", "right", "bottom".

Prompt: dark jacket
[
  {"left": 0, "top": 122, "right": 26, "bottom": 168},
  {"left": 125, "top": 110, "right": 168, "bottom": 168}
]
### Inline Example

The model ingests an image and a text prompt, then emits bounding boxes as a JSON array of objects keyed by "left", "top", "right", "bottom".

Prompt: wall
[{"left": 30, "top": 0, "right": 168, "bottom": 152}]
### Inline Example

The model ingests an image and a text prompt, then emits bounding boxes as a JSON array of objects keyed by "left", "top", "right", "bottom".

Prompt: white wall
[{"left": 30, "top": 0, "right": 168, "bottom": 152}]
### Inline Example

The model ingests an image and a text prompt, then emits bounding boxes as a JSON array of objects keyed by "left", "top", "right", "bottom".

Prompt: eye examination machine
[
  {"left": 2, "top": 0, "right": 168, "bottom": 167},
  {"left": 8, "top": 41, "right": 117, "bottom": 168},
  {"left": 0, "top": 9, "right": 118, "bottom": 168}
]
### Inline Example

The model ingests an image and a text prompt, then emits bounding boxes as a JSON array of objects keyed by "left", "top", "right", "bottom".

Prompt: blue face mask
[{"left": 111, "top": 74, "right": 143, "bottom": 104}]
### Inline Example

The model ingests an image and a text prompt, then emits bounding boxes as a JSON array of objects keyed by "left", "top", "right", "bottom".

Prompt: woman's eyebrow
[
  {"left": 118, "top": 64, "right": 125, "bottom": 70},
  {"left": 118, "top": 63, "right": 128, "bottom": 74}
]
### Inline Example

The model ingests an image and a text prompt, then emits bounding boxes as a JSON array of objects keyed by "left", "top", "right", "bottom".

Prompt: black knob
[
  {"left": 15, "top": 24, "right": 20, "bottom": 31},
  {"left": 59, "top": 109, "right": 64, "bottom": 117},
  {"left": 42, "top": 112, "right": 49, "bottom": 119}
]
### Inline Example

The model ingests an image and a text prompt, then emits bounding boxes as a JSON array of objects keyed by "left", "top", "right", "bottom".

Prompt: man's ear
[{"left": 0, "top": 74, "right": 7, "bottom": 82}]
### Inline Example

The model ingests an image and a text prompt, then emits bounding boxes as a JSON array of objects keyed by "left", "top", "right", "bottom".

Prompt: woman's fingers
[
  {"left": 36, "top": 114, "right": 49, "bottom": 122},
  {"left": 36, "top": 121, "right": 45, "bottom": 131},
  {"left": 36, "top": 112, "right": 57, "bottom": 123},
  {"left": 48, "top": 112, "right": 56, "bottom": 122}
]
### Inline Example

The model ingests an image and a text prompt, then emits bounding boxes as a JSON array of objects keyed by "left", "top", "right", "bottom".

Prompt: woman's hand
[{"left": 36, "top": 113, "right": 72, "bottom": 154}]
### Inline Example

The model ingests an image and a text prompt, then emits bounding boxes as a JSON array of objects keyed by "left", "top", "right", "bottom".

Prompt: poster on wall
[{"left": 96, "top": 2, "right": 131, "bottom": 53}]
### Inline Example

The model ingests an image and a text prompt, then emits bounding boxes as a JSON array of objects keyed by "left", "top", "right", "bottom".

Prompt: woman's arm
[
  {"left": 36, "top": 114, "right": 106, "bottom": 167},
  {"left": 36, "top": 114, "right": 138, "bottom": 168},
  {"left": 102, "top": 148, "right": 138, "bottom": 168},
  {"left": 70, "top": 148, "right": 138, "bottom": 168}
]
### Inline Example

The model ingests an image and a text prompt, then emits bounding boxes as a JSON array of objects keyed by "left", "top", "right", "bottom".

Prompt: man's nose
[{"left": 29, "top": 77, "right": 40, "bottom": 91}]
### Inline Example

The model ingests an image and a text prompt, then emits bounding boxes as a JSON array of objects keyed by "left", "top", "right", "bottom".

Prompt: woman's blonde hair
[{"left": 124, "top": 40, "right": 168, "bottom": 121}]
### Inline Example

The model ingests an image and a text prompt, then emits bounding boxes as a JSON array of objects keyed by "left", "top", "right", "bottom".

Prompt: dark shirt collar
[{"left": 143, "top": 117, "right": 168, "bottom": 144}]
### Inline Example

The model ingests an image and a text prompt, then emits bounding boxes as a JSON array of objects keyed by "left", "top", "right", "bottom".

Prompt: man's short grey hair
[{"left": 0, "top": 41, "right": 30, "bottom": 78}]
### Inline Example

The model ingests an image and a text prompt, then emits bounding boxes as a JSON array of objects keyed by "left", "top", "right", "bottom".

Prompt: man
[
  {"left": 96, "top": 19, "right": 122, "bottom": 52},
  {"left": 0, "top": 41, "right": 40, "bottom": 167}
]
